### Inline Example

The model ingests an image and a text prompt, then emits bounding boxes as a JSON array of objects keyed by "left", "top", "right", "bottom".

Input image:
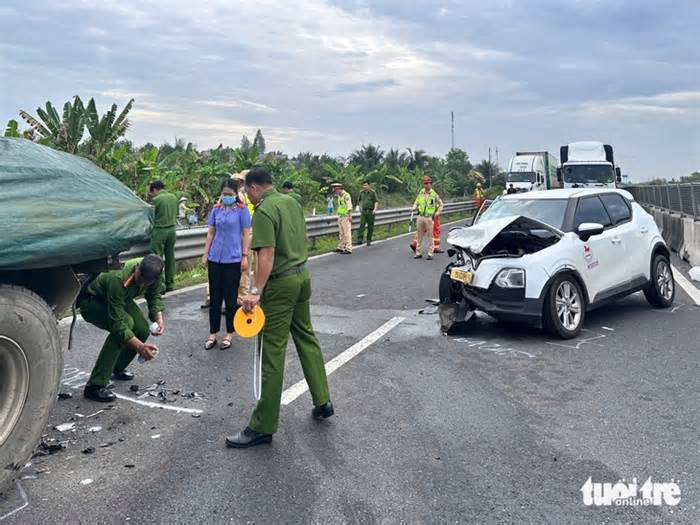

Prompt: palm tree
[
  {"left": 84, "top": 97, "right": 134, "bottom": 165},
  {"left": 405, "top": 148, "right": 429, "bottom": 170},
  {"left": 19, "top": 96, "right": 86, "bottom": 153},
  {"left": 350, "top": 144, "right": 384, "bottom": 173}
]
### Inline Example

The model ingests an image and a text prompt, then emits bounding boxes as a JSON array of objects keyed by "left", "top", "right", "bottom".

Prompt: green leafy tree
[
  {"left": 350, "top": 144, "right": 384, "bottom": 174},
  {"left": 4, "top": 120, "right": 21, "bottom": 137},
  {"left": 240, "top": 134, "right": 252, "bottom": 153},
  {"left": 405, "top": 148, "right": 429, "bottom": 170},
  {"left": 84, "top": 97, "right": 134, "bottom": 165},
  {"left": 253, "top": 129, "right": 266, "bottom": 156},
  {"left": 19, "top": 96, "right": 86, "bottom": 153}
]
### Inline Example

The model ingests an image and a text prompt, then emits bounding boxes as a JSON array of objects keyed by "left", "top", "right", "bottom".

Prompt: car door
[
  {"left": 572, "top": 196, "right": 625, "bottom": 302},
  {"left": 600, "top": 193, "right": 647, "bottom": 282}
]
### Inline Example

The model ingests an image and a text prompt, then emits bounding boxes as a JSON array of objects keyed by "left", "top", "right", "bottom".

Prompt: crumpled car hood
[{"left": 447, "top": 215, "right": 562, "bottom": 254}]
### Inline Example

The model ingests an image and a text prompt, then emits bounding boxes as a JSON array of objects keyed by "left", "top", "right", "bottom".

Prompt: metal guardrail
[
  {"left": 124, "top": 200, "right": 476, "bottom": 261},
  {"left": 626, "top": 184, "right": 700, "bottom": 220}
]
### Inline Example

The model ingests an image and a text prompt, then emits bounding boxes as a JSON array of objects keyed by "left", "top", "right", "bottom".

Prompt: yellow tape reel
[{"left": 234, "top": 305, "right": 266, "bottom": 338}]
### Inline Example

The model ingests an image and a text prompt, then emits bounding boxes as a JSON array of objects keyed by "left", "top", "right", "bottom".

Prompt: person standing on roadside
[
  {"left": 149, "top": 181, "right": 178, "bottom": 292},
  {"left": 226, "top": 167, "right": 333, "bottom": 449},
  {"left": 356, "top": 180, "right": 378, "bottom": 246},
  {"left": 331, "top": 182, "right": 353, "bottom": 254},
  {"left": 474, "top": 182, "right": 486, "bottom": 210},
  {"left": 282, "top": 181, "right": 303, "bottom": 206},
  {"left": 231, "top": 170, "right": 257, "bottom": 307},
  {"left": 411, "top": 176, "right": 443, "bottom": 260},
  {"left": 80, "top": 255, "right": 165, "bottom": 402},
  {"left": 201, "top": 178, "right": 251, "bottom": 350}
]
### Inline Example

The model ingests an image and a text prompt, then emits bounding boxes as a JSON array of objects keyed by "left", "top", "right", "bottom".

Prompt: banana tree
[
  {"left": 19, "top": 96, "right": 85, "bottom": 153},
  {"left": 84, "top": 97, "right": 134, "bottom": 165}
]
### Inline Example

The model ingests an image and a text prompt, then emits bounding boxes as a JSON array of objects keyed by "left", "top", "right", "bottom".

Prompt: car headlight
[{"left": 494, "top": 268, "right": 525, "bottom": 288}]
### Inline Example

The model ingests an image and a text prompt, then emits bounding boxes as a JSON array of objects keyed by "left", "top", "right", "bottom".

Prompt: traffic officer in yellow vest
[
  {"left": 411, "top": 176, "right": 444, "bottom": 260},
  {"left": 226, "top": 167, "right": 333, "bottom": 448},
  {"left": 332, "top": 182, "right": 353, "bottom": 254}
]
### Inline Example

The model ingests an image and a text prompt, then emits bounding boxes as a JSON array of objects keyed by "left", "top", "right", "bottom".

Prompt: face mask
[{"left": 221, "top": 196, "right": 236, "bottom": 206}]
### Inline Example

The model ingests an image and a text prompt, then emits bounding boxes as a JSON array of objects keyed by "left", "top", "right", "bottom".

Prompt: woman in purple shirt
[{"left": 201, "top": 179, "right": 252, "bottom": 349}]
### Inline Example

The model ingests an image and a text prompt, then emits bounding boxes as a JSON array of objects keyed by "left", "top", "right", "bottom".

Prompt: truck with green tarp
[{"left": 0, "top": 138, "right": 152, "bottom": 490}]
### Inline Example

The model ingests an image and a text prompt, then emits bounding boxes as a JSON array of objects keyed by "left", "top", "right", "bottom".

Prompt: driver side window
[{"left": 574, "top": 197, "right": 612, "bottom": 228}]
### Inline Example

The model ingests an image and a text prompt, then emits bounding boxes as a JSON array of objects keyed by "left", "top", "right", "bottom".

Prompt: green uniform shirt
[
  {"left": 85, "top": 258, "right": 164, "bottom": 344},
  {"left": 358, "top": 189, "right": 378, "bottom": 211},
  {"left": 251, "top": 188, "right": 307, "bottom": 276},
  {"left": 152, "top": 191, "right": 178, "bottom": 228},
  {"left": 288, "top": 191, "right": 303, "bottom": 206}
]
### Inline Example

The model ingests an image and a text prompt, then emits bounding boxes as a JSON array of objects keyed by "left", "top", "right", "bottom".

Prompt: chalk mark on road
[
  {"left": 546, "top": 329, "right": 606, "bottom": 350},
  {"left": 0, "top": 481, "right": 29, "bottom": 521},
  {"left": 61, "top": 367, "right": 203, "bottom": 415},
  {"left": 281, "top": 316, "right": 405, "bottom": 405},
  {"left": 452, "top": 338, "right": 536, "bottom": 359}
]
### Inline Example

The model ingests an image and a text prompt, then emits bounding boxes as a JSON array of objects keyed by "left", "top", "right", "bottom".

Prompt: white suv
[{"left": 439, "top": 188, "right": 674, "bottom": 338}]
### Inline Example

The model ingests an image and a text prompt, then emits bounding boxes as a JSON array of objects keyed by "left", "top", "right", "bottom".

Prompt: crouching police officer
[
  {"left": 80, "top": 255, "right": 165, "bottom": 402},
  {"left": 226, "top": 167, "right": 333, "bottom": 448}
]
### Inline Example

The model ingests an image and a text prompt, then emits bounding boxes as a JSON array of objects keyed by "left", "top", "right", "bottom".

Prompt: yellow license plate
[{"left": 450, "top": 268, "right": 473, "bottom": 285}]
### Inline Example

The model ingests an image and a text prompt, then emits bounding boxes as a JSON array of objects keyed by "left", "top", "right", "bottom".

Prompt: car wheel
[
  {"left": 643, "top": 254, "right": 675, "bottom": 308},
  {"left": 543, "top": 274, "right": 585, "bottom": 339},
  {"left": 0, "top": 285, "right": 63, "bottom": 493}
]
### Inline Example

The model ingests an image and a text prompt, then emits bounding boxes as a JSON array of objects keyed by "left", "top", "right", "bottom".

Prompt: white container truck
[
  {"left": 505, "top": 151, "right": 560, "bottom": 193},
  {"left": 557, "top": 141, "right": 622, "bottom": 188}
]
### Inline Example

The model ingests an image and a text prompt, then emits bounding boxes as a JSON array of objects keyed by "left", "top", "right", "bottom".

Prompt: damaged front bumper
[{"left": 438, "top": 271, "right": 542, "bottom": 332}]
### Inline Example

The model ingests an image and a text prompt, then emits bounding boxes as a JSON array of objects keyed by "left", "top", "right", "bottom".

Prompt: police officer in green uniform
[
  {"left": 281, "top": 180, "right": 303, "bottom": 206},
  {"left": 226, "top": 167, "right": 333, "bottom": 448},
  {"left": 80, "top": 255, "right": 165, "bottom": 402},
  {"left": 149, "top": 180, "right": 178, "bottom": 292},
  {"left": 356, "top": 180, "right": 379, "bottom": 246}
]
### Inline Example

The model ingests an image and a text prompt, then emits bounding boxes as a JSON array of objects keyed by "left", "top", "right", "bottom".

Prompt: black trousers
[{"left": 208, "top": 261, "right": 241, "bottom": 334}]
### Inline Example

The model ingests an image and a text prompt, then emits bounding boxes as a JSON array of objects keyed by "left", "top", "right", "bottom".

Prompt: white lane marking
[
  {"left": 0, "top": 481, "right": 29, "bottom": 521},
  {"left": 281, "top": 316, "right": 405, "bottom": 405},
  {"left": 113, "top": 393, "right": 203, "bottom": 414},
  {"left": 671, "top": 265, "right": 700, "bottom": 306}
]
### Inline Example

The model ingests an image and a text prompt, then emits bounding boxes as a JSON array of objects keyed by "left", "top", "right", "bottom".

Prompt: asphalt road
[{"left": 2, "top": 221, "right": 699, "bottom": 523}]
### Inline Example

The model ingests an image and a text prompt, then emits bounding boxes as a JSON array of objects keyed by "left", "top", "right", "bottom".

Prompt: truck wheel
[
  {"left": 543, "top": 274, "right": 585, "bottom": 339},
  {"left": 644, "top": 254, "right": 675, "bottom": 308},
  {"left": 0, "top": 285, "right": 62, "bottom": 493}
]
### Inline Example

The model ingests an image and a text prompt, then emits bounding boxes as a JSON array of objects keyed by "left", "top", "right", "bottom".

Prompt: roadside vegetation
[{"left": 5, "top": 96, "right": 506, "bottom": 222}]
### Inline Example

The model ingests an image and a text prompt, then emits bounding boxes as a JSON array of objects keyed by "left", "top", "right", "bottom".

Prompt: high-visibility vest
[
  {"left": 474, "top": 188, "right": 485, "bottom": 200},
  {"left": 243, "top": 193, "right": 255, "bottom": 216},
  {"left": 335, "top": 191, "right": 351, "bottom": 216},
  {"left": 416, "top": 189, "right": 439, "bottom": 216}
]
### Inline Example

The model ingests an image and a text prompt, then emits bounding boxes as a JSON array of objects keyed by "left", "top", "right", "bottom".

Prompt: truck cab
[
  {"left": 505, "top": 151, "right": 559, "bottom": 193},
  {"left": 557, "top": 141, "right": 622, "bottom": 189}
]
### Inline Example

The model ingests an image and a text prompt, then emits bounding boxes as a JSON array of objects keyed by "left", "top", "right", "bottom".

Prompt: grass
[{"left": 172, "top": 210, "right": 474, "bottom": 287}]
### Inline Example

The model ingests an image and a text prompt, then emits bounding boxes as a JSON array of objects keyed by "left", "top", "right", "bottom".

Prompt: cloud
[{"left": 334, "top": 79, "right": 398, "bottom": 93}]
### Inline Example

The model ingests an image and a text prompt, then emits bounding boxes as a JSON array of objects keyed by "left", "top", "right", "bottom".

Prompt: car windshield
[
  {"left": 507, "top": 171, "right": 536, "bottom": 183},
  {"left": 477, "top": 198, "right": 568, "bottom": 229},
  {"left": 563, "top": 165, "right": 614, "bottom": 184}
]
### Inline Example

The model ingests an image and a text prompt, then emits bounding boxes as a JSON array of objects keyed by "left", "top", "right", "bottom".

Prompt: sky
[{"left": 1, "top": 0, "right": 698, "bottom": 181}]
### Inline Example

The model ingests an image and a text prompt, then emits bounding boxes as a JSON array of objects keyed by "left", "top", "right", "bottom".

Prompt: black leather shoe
[
  {"left": 427, "top": 255, "right": 433, "bottom": 260},
  {"left": 111, "top": 370, "right": 134, "bottom": 381},
  {"left": 84, "top": 384, "right": 116, "bottom": 403},
  {"left": 414, "top": 254, "right": 422, "bottom": 259},
  {"left": 312, "top": 401, "right": 334, "bottom": 420},
  {"left": 225, "top": 427, "right": 273, "bottom": 448}
]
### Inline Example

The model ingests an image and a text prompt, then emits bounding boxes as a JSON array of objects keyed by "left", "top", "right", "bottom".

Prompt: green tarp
[{"left": 0, "top": 138, "right": 153, "bottom": 270}]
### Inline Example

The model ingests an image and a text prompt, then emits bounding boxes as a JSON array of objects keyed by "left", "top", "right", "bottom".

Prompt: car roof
[{"left": 499, "top": 188, "right": 634, "bottom": 201}]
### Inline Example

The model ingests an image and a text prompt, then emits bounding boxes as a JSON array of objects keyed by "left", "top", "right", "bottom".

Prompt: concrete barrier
[{"left": 645, "top": 206, "right": 700, "bottom": 267}]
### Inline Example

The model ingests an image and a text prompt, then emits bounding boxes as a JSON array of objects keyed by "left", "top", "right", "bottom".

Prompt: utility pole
[
  {"left": 488, "top": 147, "right": 492, "bottom": 187},
  {"left": 495, "top": 147, "right": 499, "bottom": 170},
  {"left": 450, "top": 111, "right": 454, "bottom": 151}
]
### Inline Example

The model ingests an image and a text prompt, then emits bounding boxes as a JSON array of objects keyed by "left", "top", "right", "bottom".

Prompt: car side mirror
[
  {"left": 577, "top": 222, "right": 605, "bottom": 242},
  {"left": 556, "top": 167, "right": 562, "bottom": 182},
  {"left": 615, "top": 167, "right": 622, "bottom": 183}
]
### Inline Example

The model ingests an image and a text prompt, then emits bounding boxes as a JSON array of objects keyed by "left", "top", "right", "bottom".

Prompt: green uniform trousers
[
  {"left": 81, "top": 297, "right": 150, "bottom": 387},
  {"left": 150, "top": 226, "right": 176, "bottom": 290},
  {"left": 248, "top": 270, "right": 330, "bottom": 434},
  {"left": 357, "top": 210, "right": 375, "bottom": 243}
]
